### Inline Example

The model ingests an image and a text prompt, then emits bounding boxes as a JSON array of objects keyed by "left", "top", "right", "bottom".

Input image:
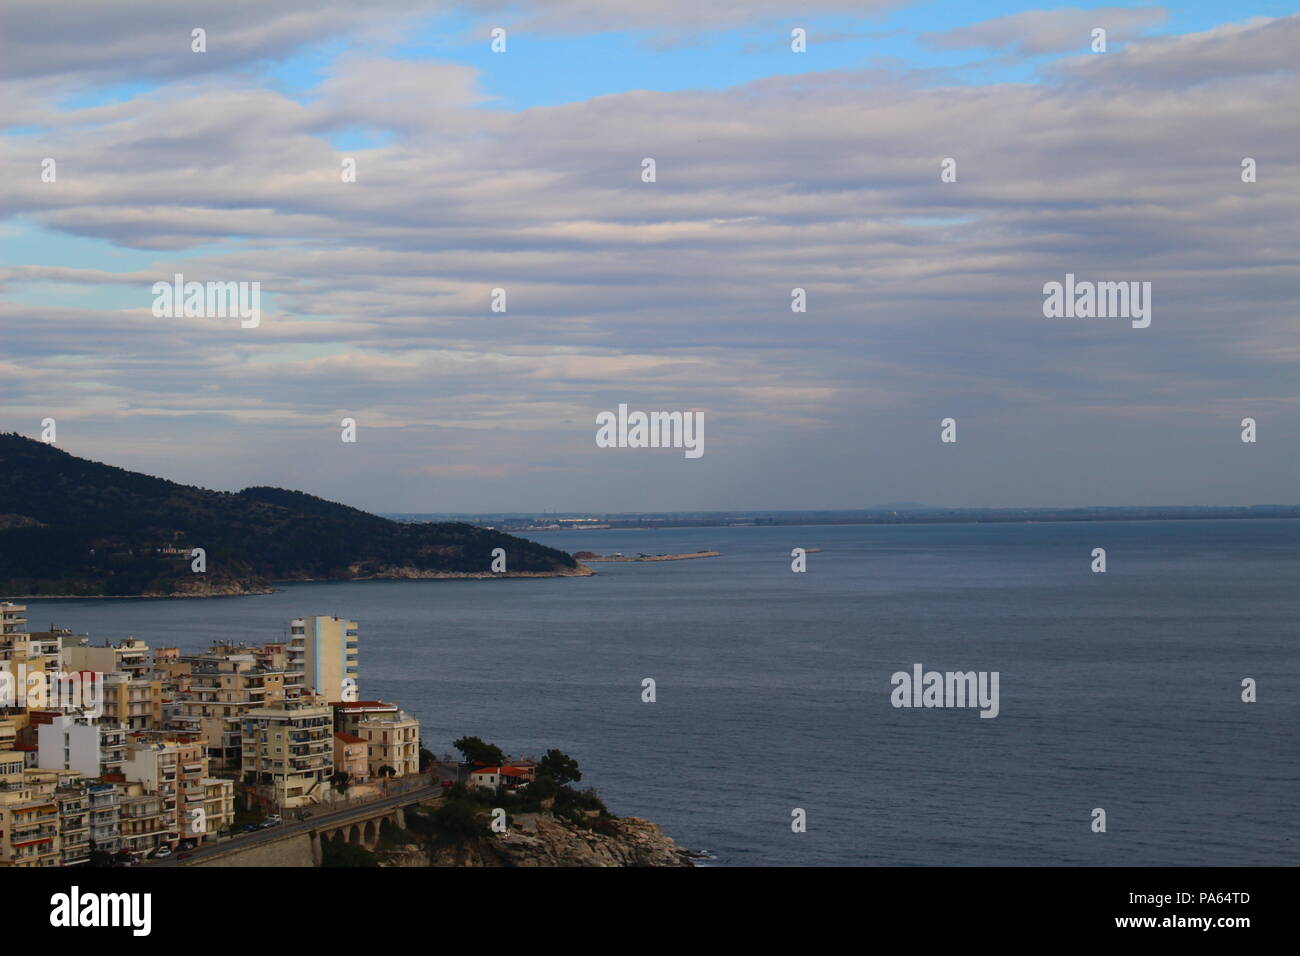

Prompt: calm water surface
[{"left": 23, "top": 519, "right": 1300, "bottom": 865}]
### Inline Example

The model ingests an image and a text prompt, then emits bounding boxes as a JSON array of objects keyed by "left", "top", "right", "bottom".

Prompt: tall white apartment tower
[{"left": 288, "top": 616, "right": 358, "bottom": 702}]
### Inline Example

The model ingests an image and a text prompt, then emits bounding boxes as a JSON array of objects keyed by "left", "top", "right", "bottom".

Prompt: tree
[
  {"left": 453, "top": 736, "right": 505, "bottom": 767},
  {"left": 377, "top": 765, "right": 397, "bottom": 778},
  {"left": 539, "top": 749, "right": 581, "bottom": 785},
  {"left": 431, "top": 799, "right": 485, "bottom": 838},
  {"left": 321, "top": 841, "right": 380, "bottom": 867}
]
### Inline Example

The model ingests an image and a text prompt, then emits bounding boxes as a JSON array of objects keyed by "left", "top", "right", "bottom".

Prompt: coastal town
[{"left": 0, "top": 599, "right": 540, "bottom": 867}]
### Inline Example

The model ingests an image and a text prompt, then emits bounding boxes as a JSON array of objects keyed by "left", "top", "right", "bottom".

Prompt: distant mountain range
[{"left": 0, "top": 434, "right": 583, "bottom": 597}]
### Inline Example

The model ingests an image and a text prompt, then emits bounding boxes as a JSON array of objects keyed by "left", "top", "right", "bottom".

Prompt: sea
[{"left": 19, "top": 519, "right": 1299, "bottom": 866}]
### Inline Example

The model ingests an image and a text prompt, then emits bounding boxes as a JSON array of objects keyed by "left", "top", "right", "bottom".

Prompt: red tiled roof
[
  {"left": 334, "top": 732, "right": 366, "bottom": 744},
  {"left": 500, "top": 767, "right": 531, "bottom": 778}
]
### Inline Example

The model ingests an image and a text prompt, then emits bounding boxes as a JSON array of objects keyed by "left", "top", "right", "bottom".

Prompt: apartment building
[
  {"left": 357, "top": 711, "right": 420, "bottom": 778},
  {"left": 288, "top": 616, "right": 358, "bottom": 702},
  {"left": 0, "top": 750, "right": 22, "bottom": 778},
  {"left": 61, "top": 636, "right": 152, "bottom": 680},
  {"left": 332, "top": 699, "right": 401, "bottom": 736},
  {"left": 201, "top": 778, "right": 235, "bottom": 837},
  {"left": 0, "top": 780, "right": 60, "bottom": 867},
  {"left": 118, "top": 784, "right": 167, "bottom": 860},
  {"left": 241, "top": 695, "right": 333, "bottom": 808},
  {"left": 0, "top": 603, "right": 61, "bottom": 680},
  {"left": 36, "top": 713, "right": 127, "bottom": 779},
  {"left": 54, "top": 781, "right": 91, "bottom": 866},
  {"left": 86, "top": 782, "right": 120, "bottom": 854},
  {"left": 101, "top": 672, "right": 163, "bottom": 731},
  {"left": 333, "top": 732, "right": 369, "bottom": 782},
  {"left": 0, "top": 603, "right": 24, "bottom": 639},
  {"left": 122, "top": 732, "right": 209, "bottom": 846},
  {"left": 169, "top": 647, "right": 289, "bottom": 770}
]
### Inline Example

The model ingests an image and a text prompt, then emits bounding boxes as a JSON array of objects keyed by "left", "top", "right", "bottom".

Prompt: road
[{"left": 150, "top": 782, "right": 442, "bottom": 867}]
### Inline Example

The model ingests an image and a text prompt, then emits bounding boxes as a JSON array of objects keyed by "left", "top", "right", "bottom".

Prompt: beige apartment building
[
  {"left": 53, "top": 780, "right": 91, "bottom": 866},
  {"left": 289, "top": 616, "right": 357, "bottom": 702},
  {"left": 330, "top": 700, "right": 420, "bottom": 776},
  {"left": 357, "top": 711, "right": 420, "bottom": 778},
  {"left": 171, "top": 647, "right": 290, "bottom": 771},
  {"left": 101, "top": 672, "right": 163, "bottom": 730},
  {"left": 333, "top": 732, "right": 368, "bottom": 782},
  {"left": 61, "top": 636, "right": 152, "bottom": 680},
  {"left": 118, "top": 783, "right": 167, "bottom": 859},
  {"left": 122, "top": 732, "right": 209, "bottom": 846},
  {"left": 0, "top": 779, "right": 60, "bottom": 867},
  {"left": 332, "top": 699, "right": 400, "bottom": 736},
  {"left": 202, "top": 777, "right": 234, "bottom": 836},
  {"left": 241, "top": 695, "right": 333, "bottom": 808},
  {"left": 1, "top": 602, "right": 60, "bottom": 681}
]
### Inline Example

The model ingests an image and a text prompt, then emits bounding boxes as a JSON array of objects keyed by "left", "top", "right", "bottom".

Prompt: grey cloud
[
  {"left": 1, "top": 15, "right": 1297, "bottom": 509},
  {"left": 923, "top": 6, "right": 1166, "bottom": 56}
]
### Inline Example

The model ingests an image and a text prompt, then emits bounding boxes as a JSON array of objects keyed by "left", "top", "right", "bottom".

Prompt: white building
[{"left": 37, "top": 714, "right": 127, "bottom": 779}]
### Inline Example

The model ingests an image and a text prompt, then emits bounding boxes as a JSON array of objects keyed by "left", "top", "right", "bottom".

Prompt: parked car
[
  {"left": 264, "top": 814, "right": 282, "bottom": 825},
  {"left": 177, "top": 852, "right": 193, "bottom": 860},
  {"left": 153, "top": 846, "right": 171, "bottom": 858},
  {"left": 240, "top": 823, "right": 259, "bottom": 832}
]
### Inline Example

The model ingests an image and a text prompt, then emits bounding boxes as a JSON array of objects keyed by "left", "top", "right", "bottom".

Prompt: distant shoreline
[
  {"left": 495, "top": 512, "right": 1300, "bottom": 533},
  {"left": 6, "top": 566, "right": 596, "bottom": 600},
  {"left": 581, "top": 551, "right": 721, "bottom": 562}
]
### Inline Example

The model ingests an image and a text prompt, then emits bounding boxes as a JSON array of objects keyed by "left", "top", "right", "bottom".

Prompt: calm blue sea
[{"left": 21, "top": 519, "right": 1300, "bottom": 866}]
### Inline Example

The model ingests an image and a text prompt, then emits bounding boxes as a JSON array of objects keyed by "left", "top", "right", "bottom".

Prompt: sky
[{"left": 1, "top": 1, "right": 1297, "bottom": 513}]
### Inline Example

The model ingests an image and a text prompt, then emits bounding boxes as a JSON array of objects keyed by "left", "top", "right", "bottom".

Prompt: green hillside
[{"left": 0, "top": 434, "right": 581, "bottom": 596}]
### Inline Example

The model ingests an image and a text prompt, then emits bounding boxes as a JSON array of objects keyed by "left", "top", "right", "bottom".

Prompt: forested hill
[{"left": 0, "top": 434, "right": 582, "bottom": 597}]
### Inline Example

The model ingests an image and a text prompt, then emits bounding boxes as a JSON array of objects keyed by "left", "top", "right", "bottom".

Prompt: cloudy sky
[{"left": 1, "top": 1, "right": 1296, "bottom": 513}]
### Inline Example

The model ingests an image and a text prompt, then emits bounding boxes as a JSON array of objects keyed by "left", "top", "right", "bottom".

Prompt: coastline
[
  {"left": 582, "top": 550, "right": 720, "bottom": 562},
  {"left": 5, "top": 563, "right": 597, "bottom": 599}
]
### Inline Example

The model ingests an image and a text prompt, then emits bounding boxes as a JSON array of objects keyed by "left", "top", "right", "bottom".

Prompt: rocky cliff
[{"left": 389, "top": 813, "right": 695, "bottom": 867}]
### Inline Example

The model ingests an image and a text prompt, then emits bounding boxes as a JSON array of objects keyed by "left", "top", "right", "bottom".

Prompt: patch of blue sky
[
  {"left": 322, "top": 127, "right": 397, "bottom": 151},
  {"left": 261, "top": 37, "right": 352, "bottom": 104},
  {"left": 0, "top": 221, "right": 279, "bottom": 312},
  {"left": 58, "top": 80, "right": 159, "bottom": 110},
  {"left": 33, "top": 3, "right": 1289, "bottom": 120},
  {"left": 2, "top": 278, "right": 284, "bottom": 320},
  {"left": 2, "top": 279, "right": 153, "bottom": 312},
  {"left": 374, "top": 2, "right": 1292, "bottom": 108},
  {"left": 0, "top": 221, "right": 234, "bottom": 271}
]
